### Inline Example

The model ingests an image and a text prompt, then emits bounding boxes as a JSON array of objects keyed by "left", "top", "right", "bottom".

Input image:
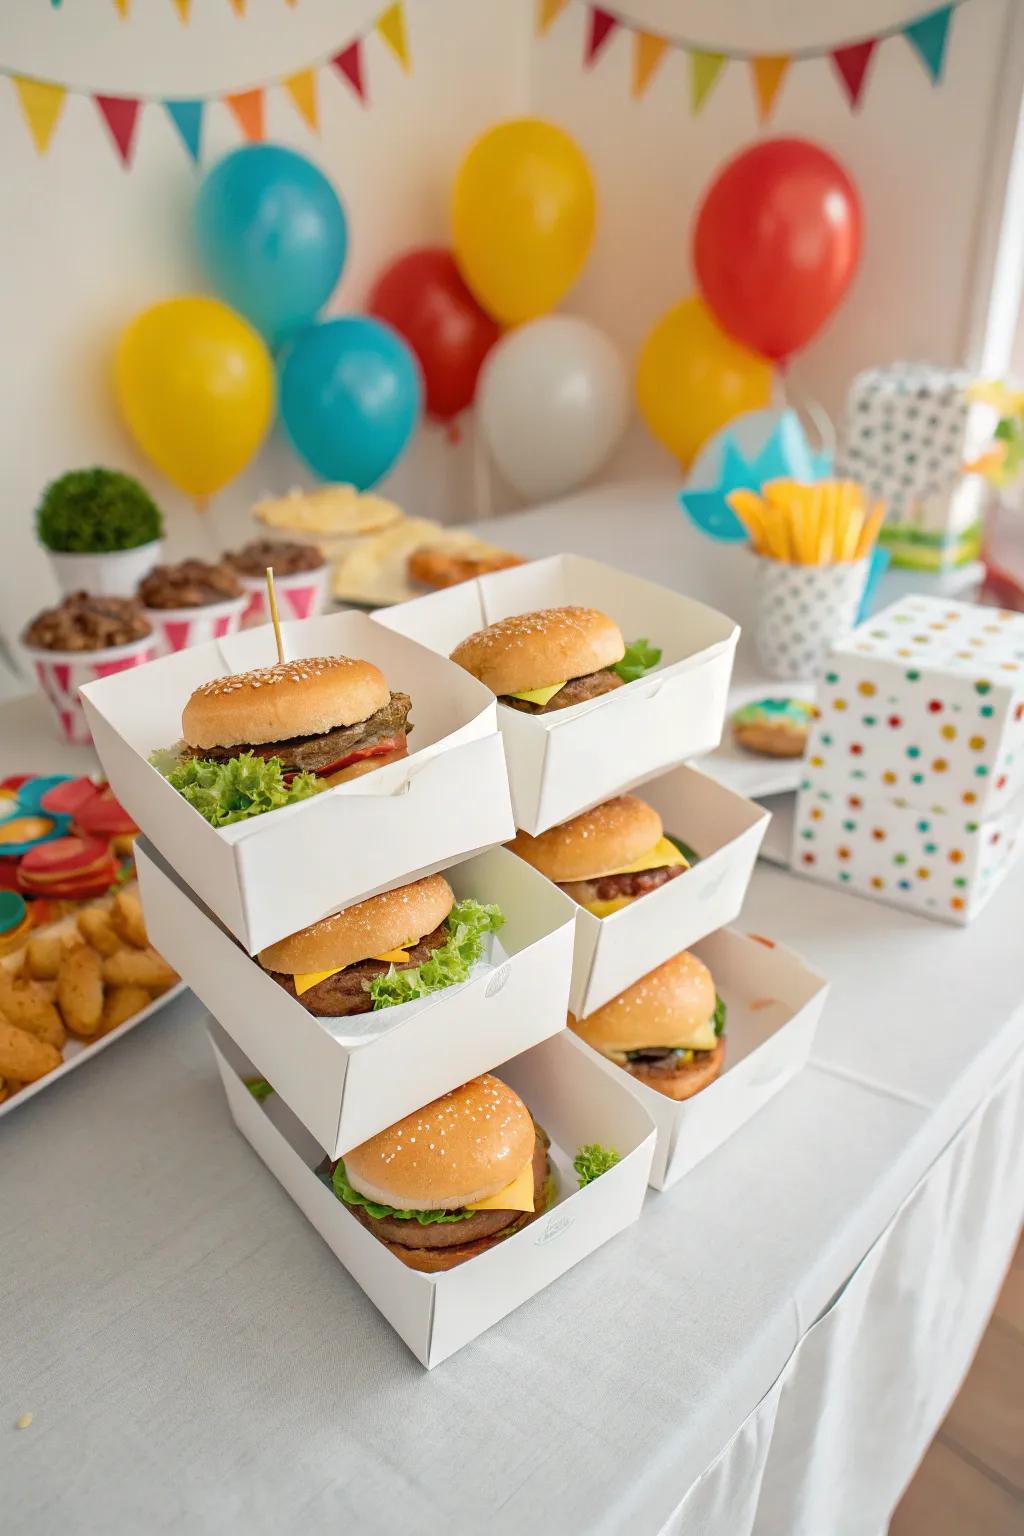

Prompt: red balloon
[
  {"left": 694, "top": 138, "right": 862, "bottom": 363},
  {"left": 367, "top": 248, "right": 500, "bottom": 422}
]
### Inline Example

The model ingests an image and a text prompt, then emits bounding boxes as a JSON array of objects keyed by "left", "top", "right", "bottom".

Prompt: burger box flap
[
  {"left": 81, "top": 611, "right": 515, "bottom": 954},
  {"left": 373, "top": 554, "right": 740, "bottom": 834},
  {"left": 565, "top": 765, "right": 771, "bottom": 1017},
  {"left": 136, "top": 837, "right": 578, "bottom": 1156},
  {"left": 208, "top": 1021, "right": 656, "bottom": 1369},
  {"left": 569, "top": 927, "right": 828, "bottom": 1191}
]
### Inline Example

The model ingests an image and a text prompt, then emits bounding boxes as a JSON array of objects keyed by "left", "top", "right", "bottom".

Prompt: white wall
[{"left": 2, "top": 0, "right": 1022, "bottom": 644}]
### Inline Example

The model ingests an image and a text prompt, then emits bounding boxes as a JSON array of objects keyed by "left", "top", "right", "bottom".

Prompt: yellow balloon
[
  {"left": 636, "top": 296, "right": 773, "bottom": 468},
  {"left": 452, "top": 118, "right": 596, "bottom": 326},
  {"left": 115, "top": 296, "right": 274, "bottom": 500}
]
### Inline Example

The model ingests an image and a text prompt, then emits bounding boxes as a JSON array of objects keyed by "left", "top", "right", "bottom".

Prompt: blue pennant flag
[
  {"left": 904, "top": 6, "right": 953, "bottom": 83},
  {"left": 679, "top": 409, "right": 833, "bottom": 543},
  {"left": 164, "top": 99, "right": 203, "bottom": 163}
]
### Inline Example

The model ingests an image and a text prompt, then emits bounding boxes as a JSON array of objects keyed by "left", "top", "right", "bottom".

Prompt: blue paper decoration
[{"left": 679, "top": 408, "right": 833, "bottom": 542}]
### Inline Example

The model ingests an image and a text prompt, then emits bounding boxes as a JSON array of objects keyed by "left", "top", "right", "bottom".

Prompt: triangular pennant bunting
[
  {"left": 284, "top": 69, "right": 318, "bottom": 130},
  {"left": 632, "top": 32, "right": 668, "bottom": 98},
  {"left": 586, "top": 7, "right": 618, "bottom": 66},
  {"left": 164, "top": 99, "right": 203, "bottom": 161},
  {"left": 172, "top": 0, "right": 191, "bottom": 21},
  {"left": 95, "top": 95, "right": 141, "bottom": 165},
  {"left": 14, "top": 77, "right": 67, "bottom": 155},
  {"left": 750, "top": 55, "right": 790, "bottom": 120},
  {"left": 332, "top": 41, "right": 366, "bottom": 102},
  {"left": 537, "top": 0, "right": 570, "bottom": 34},
  {"left": 227, "top": 89, "right": 264, "bottom": 141},
  {"left": 113, "top": 0, "right": 131, "bottom": 16},
  {"left": 376, "top": 3, "right": 411, "bottom": 72},
  {"left": 690, "top": 50, "right": 725, "bottom": 113},
  {"left": 831, "top": 39, "right": 876, "bottom": 108},
  {"left": 227, "top": 0, "right": 246, "bottom": 13},
  {"left": 905, "top": 5, "right": 953, "bottom": 82}
]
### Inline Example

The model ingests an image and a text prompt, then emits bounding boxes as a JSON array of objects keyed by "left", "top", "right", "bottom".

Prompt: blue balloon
[
  {"left": 279, "top": 317, "right": 423, "bottom": 489},
  {"left": 195, "top": 145, "right": 347, "bottom": 347}
]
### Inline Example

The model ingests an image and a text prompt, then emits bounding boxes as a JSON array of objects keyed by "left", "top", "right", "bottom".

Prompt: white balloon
[{"left": 477, "top": 316, "right": 629, "bottom": 501}]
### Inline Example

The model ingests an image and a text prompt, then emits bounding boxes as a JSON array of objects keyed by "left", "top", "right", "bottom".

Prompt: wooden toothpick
[{"left": 266, "top": 567, "right": 285, "bottom": 664}]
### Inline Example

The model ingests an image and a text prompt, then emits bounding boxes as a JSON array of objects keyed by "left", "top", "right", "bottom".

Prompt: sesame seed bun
[
  {"left": 343, "top": 1074, "right": 536, "bottom": 1211},
  {"left": 507, "top": 795, "right": 662, "bottom": 884},
  {"left": 569, "top": 950, "right": 716, "bottom": 1056},
  {"left": 626, "top": 1039, "right": 725, "bottom": 1100},
  {"left": 257, "top": 874, "right": 453, "bottom": 976},
  {"left": 181, "top": 656, "right": 390, "bottom": 750},
  {"left": 450, "top": 606, "right": 624, "bottom": 696}
]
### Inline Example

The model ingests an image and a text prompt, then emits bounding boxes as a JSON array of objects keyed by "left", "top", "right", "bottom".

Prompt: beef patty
[
  {"left": 342, "top": 1131, "right": 550, "bottom": 1251},
  {"left": 266, "top": 919, "right": 449, "bottom": 1017},
  {"left": 500, "top": 669, "right": 623, "bottom": 714},
  {"left": 190, "top": 691, "right": 412, "bottom": 774},
  {"left": 625, "top": 1039, "right": 722, "bottom": 1078},
  {"left": 560, "top": 863, "right": 686, "bottom": 906}
]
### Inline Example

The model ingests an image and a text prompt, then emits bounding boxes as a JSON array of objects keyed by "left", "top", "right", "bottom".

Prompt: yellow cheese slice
[
  {"left": 293, "top": 946, "right": 412, "bottom": 995},
  {"left": 594, "top": 835, "right": 690, "bottom": 880},
  {"left": 507, "top": 681, "right": 567, "bottom": 707},
  {"left": 580, "top": 895, "right": 635, "bottom": 919},
  {"left": 465, "top": 1157, "right": 535, "bottom": 1213}
]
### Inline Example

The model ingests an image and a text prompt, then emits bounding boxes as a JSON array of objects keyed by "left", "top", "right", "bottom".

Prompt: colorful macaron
[{"left": 732, "top": 697, "right": 817, "bottom": 759}]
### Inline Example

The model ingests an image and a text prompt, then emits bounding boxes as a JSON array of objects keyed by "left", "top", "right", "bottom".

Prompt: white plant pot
[{"left": 46, "top": 540, "right": 164, "bottom": 598}]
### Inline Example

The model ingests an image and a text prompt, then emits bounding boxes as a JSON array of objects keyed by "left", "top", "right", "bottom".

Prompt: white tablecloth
[{"left": 2, "top": 488, "right": 1023, "bottom": 1533}]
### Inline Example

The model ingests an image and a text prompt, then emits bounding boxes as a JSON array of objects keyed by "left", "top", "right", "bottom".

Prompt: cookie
[{"left": 732, "top": 698, "right": 816, "bottom": 758}]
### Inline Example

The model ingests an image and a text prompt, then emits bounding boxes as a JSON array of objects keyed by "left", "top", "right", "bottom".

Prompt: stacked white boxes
[{"left": 81, "top": 556, "right": 827, "bottom": 1362}]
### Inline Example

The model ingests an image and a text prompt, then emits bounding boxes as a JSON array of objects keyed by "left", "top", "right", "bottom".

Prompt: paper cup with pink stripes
[
  {"left": 142, "top": 594, "right": 248, "bottom": 656},
  {"left": 24, "top": 635, "right": 157, "bottom": 746},
  {"left": 236, "top": 563, "right": 330, "bottom": 629}
]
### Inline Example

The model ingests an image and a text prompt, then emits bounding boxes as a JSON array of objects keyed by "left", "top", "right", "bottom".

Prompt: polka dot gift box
[
  {"left": 835, "top": 363, "right": 989, "bottom": 572},
  {"left": 792, "top": 595, "right": 1024, "bottom": 924}
]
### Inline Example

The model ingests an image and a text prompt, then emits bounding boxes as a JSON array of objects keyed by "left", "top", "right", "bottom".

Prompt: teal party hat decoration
[{"left": 680, "top": 408, "right": 833, "bottom": 542}]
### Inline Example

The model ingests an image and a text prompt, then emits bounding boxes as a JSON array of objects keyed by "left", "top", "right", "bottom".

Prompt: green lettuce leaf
[
  {"left": 152, "top": 750, "right": 321, "bottom": 828},
  {"left": 713, "top": 993, "right": 727, "bottom": 1038},
  {"left": 666, "top": 833, "right": 700, "bottom": 866},
  {"left": 613, "top": 637, "right": 662, "bottom": 684},
  {"left": 331, "top": 1159, "right": 475, "bottom": 1224},
  {"left": 573, "top": 1143, "right": 621, "bottom": 1187},
  {"left": 367, "top": 897, "right": 504, "bottom": 1010},
  {"left": 245, "top": 1078, "right": 274, "bottom": 1102}
]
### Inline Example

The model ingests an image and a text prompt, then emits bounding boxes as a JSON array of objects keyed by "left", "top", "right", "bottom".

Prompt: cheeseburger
[
  {"left": 258, "top": 874, "right": 454, "bottom": 1016},
  {"left": 450, "top": 605, "right": 625, "bottom": 714},
  {"left": 181, "top": 655, "right": 411, "bottom": 786},
  {"left": 329, "top": 1074, "right": 552, "bottom": 1271},
  {"left": 569, "top": 950, "right": 725, "bottom": 1100},
  {"left": 507, "top": 794, "right": 689, "bottom": 917}
]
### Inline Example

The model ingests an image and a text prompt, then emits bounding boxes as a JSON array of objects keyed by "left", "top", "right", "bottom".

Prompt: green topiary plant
[{"left": 36, "top": 468, "right": 163, "bottom": 553}]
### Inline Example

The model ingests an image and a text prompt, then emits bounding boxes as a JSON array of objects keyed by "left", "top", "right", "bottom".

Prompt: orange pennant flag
[
  {"left": 536, "top": 0, "right": 569, "bottom": 34},
  {"left": 113, "top": 0, "right": 131, "bottom": 15},
  {"left": 227, "top": 0, "right": 246, "bottom": 12},
  {"left": 227, "top": 89, "right": 264, "bottom": 141},
  {"left": 376, "top": 3, "right": 411, "bottom": 71},
  {"left": 632, "top": 32, "right": 669, "bottom": 97},
  {"left": 14, "top": 77, "right": 67, "bottom": 154},
  {"left": 172, "top": 0, "right": 191, "bottom": 20},
  {"left": 750, "top": 56, "right": 790, "bottom": 121},
  {"left": 284, "top": 69, "right": 318, "bottom": 130}
]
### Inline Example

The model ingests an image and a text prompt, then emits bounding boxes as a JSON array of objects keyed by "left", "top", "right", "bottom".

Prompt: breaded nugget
[
  {"left": 0, "top": 973, "right": 66, "bottom": 1048},
  {"left": 0, "top": 1019, "right": 61, "bottom": 1082},
  {"left": 110, "top": 891, "right": 148, "bottom": 950},
  {"left": 57, "top": 945, "right": 104, "bottom": 1038},
  {"left": 99, "top": 985, "right": 151, "bottom": 1035},
  {"left": 76, "top": 908, "right": 121, "bottom": 957},
  {"left": 102, "top": 947, "right": 177, "bottom": 991},
  {"left": 25, "top": 936, "right": 62, "bottom": 980}
]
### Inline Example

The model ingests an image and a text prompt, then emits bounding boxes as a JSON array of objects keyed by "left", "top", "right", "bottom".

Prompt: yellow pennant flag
[
  {"left": 690, "top": 50, "right": 725, "bottom": 112},
  {"left": 113, "top": 0, "right": 131, "bottom": 15},
  {"left": 632, "top": 32, "right": 669, "bottom": 97},
  {"left": 376, "top": 2, "right": 411, "bottom": 71},
  {"left": 14, "top": 77, "right": 67, "bottom": 155},
  {"left": 750, "top": 55, "right": 790, "bottom": 120},
  {"left": 172, "top": 0, "right": 191, "bottom": 20},
  {"left": 284, "top": 69, "right": 318, "bottom": 130},
  {"left": 536, "top": 0, "right": 569, "bottom": 34}
]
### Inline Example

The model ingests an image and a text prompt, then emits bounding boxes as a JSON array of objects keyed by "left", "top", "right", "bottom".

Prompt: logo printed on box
[
  {"left": 484, "top": 963, "right": 512, "bottom": 999},
  {"left": 534, "top": 1209, "right": 574, "bottom": 1246}
]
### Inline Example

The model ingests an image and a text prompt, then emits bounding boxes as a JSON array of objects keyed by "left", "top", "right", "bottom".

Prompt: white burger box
[
  {"left": 374, "top": 554, "right": 739, "bottom": 835},
  {"left": 135, "top": 838, "right": 577, "bottom": 1157},
  {"left": 81, "top": 611, "right": 515, "bottom": 955},
  {"left": 208, "top": 1020, "right": 656, "bottom": 1368},
  {"left": 571, "top": 927, "right": 828, "bottom": 1191},
  {"left": 565, "top": 764, "right": 770, "bottom": 1017}
]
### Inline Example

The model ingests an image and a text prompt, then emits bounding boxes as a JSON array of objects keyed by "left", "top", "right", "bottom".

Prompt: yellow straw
[{"left": 266, "top": 567, "right": 285, "bottom": 664}]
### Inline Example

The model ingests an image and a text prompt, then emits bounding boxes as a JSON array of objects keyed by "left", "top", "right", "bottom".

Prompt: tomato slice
[{"left": 283, "top": 734, "right": 406, "bottom": 782}]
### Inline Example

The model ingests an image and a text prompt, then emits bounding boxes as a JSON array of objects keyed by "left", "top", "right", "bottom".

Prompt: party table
[{"left": 2, "top": 488, "right": 1023, "bottom": 1536}]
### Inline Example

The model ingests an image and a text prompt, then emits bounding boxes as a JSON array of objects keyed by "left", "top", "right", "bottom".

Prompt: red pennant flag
[
  {"left": 586, "top": 7, "right": 618, "bottom": 66},
  {"left": 333, "top": 41, "right": 365, "bottom": 102},
  {"left": 95, "top": 95, "right": 140, "bottom": 165},
  {"left": 831, "top": 39, "right": 876, "bottom": 108}
]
